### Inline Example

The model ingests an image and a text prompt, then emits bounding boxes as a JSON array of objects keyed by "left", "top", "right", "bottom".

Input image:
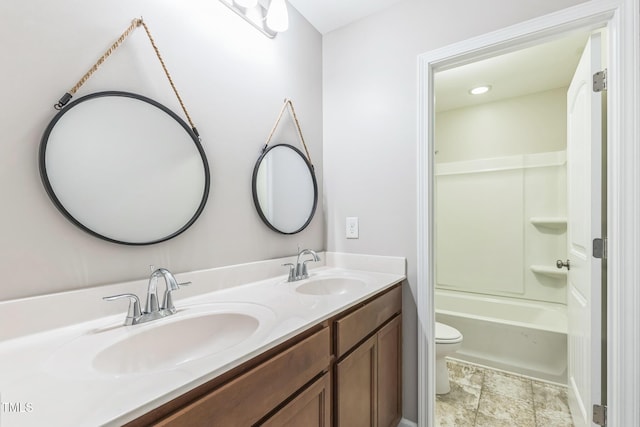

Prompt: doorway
[
  {"left": 434, "top": 30, "right": 590, "bottom": 426},
  {"left": 430, "top": 28, "right": 605, "bottom": 426},
  {"left": 416, "top": 2, "right": 640, "bottom": 426}
]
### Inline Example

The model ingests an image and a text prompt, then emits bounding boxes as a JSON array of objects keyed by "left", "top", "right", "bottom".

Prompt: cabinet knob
[{"left": 556, "top": 259, "right": 570, "bottom": 270}]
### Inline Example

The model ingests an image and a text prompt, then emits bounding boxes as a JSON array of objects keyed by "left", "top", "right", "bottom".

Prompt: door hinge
[
  {"left": 593, "top": 238, "right": 607, "bottom": 259},
  {"left": 593, "top": 69, "right": 607, "bottom": 92},
  {"left": 593, "top": 404, "right": 607, "bottom": 426}
]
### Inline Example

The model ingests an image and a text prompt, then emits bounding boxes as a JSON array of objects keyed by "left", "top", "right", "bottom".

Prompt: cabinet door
[
  {"left": 377, "top": 315, "right": 402, "bottom": 427},
  {"left": 336, "top": 334, "right": 377, "bottom": 427},
  {"left": 260, "top": 373, "right": 331, "bottom": 427}
]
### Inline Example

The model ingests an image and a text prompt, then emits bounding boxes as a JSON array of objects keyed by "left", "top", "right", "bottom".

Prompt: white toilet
[{"left": 435, "top": 322, "right": 463, "bottom": 394}]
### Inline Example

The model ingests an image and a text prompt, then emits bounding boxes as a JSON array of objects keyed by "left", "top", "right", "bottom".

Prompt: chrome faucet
[
  {"left": 283, "top": 248, "right": 321, "bottom": 282},
  {"left": 145, "top": 267, "right": 187, "bottom": 317},
  {"left": 104, "top": 267, "right": 190, "bottom": 326}
]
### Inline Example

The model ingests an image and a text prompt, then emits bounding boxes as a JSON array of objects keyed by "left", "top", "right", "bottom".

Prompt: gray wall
[
  {"left": 322, "top": 0, "right": 586, "bottom": 421},
  {"left": 0, "top": 0, "right": 323, "bottom": 301}
]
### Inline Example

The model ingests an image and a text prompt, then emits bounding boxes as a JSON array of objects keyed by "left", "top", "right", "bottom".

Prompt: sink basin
[
  {"left": 93, "top": 312, "right": 259, "bottom": 374},
  {"left": 43, "top": 302, "right": 275, "bottom": 378},
  {"left": 295, "top": 277, "right": 366, "bottom": 295}
]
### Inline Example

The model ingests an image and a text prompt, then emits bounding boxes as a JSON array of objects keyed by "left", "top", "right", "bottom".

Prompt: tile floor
[{"left": 436, "top": 359, "right": 574, "bottom": 427}]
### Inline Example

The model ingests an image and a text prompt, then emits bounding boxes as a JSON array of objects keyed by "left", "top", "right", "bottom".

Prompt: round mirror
[
  {"left": 252, "top": 144, "right": 317, "bottom": 234},
  {"left": 39, "top": 91, "right": 210, "bottom": 245}
]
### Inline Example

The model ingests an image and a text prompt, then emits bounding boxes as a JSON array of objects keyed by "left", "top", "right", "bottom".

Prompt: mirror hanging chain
[
  {"left": 263, "top": 98, "right": 313, "bottom": 168},
  {"left": 53, "top": 18, "right": 200, "bottom": 138}
]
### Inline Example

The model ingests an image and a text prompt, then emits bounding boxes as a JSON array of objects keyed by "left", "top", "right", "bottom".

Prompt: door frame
[{"left": 416, "top": 1, "right": 640, "bottom": 426}]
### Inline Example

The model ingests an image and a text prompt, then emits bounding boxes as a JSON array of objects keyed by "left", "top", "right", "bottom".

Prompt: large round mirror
[
  {"left": 252, "top": 144, "right": 317, "bottom": 234},
  {"left": 39, "top": 91, "right": 210, "bottom": 245}
]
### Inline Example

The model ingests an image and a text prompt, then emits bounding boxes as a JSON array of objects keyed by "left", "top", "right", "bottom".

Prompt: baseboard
[{"left": 398, "top": 418, "right": 418, "bottom": 427}]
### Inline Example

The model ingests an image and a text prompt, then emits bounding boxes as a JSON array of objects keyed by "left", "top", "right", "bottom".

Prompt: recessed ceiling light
[{"left": 469, "top": 85, "right": 491, "bottom": 95}]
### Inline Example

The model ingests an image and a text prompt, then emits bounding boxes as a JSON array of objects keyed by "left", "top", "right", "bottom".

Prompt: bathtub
[{"left": 435, "top": 289, "right": 567, "bottom": 384}]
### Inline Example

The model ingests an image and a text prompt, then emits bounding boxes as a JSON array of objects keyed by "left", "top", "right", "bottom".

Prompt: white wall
[
  {"left": 435, "top": 155, "right": 568, "bottom": 303},
  {"left": 0, "top": 0, "right": 323, "bottom": 301},
  {"left": 435, "top": 88, "right": 568, "bottom": 304},
  {"left": 436, "top": 88, "right": 568, "bottom": 162},
  {"left": 322, "top": 0, "right": 586, "bottom": 421}
]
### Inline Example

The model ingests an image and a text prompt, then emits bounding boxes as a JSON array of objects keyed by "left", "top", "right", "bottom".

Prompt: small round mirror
[
  {"left": 39, "top": 91, "right": 210, "bottom": 245},
  {"left": 252, "top": 144, "right": 317, "bottom": 234}
]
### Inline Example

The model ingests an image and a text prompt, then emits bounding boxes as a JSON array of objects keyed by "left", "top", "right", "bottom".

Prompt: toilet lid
[{"left": 436, "top": 322, "right": 462, "bottom": 342}]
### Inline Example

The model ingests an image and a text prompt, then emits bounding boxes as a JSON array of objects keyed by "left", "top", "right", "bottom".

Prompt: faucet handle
[
  {"left": 301, "top": 258, "right": 317, "bottom": 278},
  {"left": 103, "top": 294, "right": 142, "bottom": 326},
  {"left": 161, "top": 281, "right": 190, "bottom": 314},
  {"left": 282, "top": 263, "right": 296, "bottom": 282}
]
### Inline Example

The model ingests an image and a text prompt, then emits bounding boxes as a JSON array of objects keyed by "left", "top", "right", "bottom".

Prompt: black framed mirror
[
  {"left": 252, "top": 144, "right": 317, "bottom": 234},
  {"left": 39, "top": 91, "right": 210, "bottom": 245}
]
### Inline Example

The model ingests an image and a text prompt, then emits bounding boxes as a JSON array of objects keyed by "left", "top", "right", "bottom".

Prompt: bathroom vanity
[
  {"left": 0, "top": 252, "right": 404, "bottom": 427},
  {"left": 128, "top": 284, "right": 401, "bottom": 426}
]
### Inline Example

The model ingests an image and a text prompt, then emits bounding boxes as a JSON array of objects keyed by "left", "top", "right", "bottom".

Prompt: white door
[{"left": 566, "top": 32, "right": 604, "bottom": 427}]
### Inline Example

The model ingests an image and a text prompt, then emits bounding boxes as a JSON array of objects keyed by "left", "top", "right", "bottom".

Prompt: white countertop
[{"left": 0, "top": 252, "right": 405, "bottom": 426}]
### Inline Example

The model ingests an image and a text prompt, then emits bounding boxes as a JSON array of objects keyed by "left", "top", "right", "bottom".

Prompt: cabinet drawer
[
  {"left": 157, "top": 327, "right": 331, "bottom": 427},
  {"left": 260, "top": 372, "right": 331, "bottom": 426},
  {"left": 335, "top": 285, "right": 401, "bottom": 358}
]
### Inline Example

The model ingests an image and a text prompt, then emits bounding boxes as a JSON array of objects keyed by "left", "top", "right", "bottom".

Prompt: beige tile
[
  {"left": 483, "top": 369, "right": 533, "bottom": 402},
  {"left": 447, "top": 359, "right": 484, "bottom": 389},
  {"left": 436, "top": 380, "right": 481, "bottom": 413},
  {"left": 436, "top": 381, "right": 480, "bottom": 426},
  {"left": 435, "top": 361, "right": 575, "bottom": 427},
  {"left": 535, "top": 411, "right": 574, "bottom": 427},
  {"left": 476, "top": 389, "right": 535, "bottom": 426},
  {"left": 532, "top": 382, "right": 570, "bottom": 412},
  {"left": 475, "top": 411, "right": 533, "bottom": 427},
  {"left": 436, "top": 361, "right": 482, "bottom": 426},
  {"left": 435, "top": 398, "right": 476, "bottom": 427},
  {"left": 532, "top": 382, "right": 574, "bottom": 426}
]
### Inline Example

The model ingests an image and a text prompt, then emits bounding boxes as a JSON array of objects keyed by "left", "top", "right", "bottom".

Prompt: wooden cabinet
[
  {"left": 127, "top": 283, "right": 402, "bottom": 427},
  {"left": 335, "top": 286, "right": 402, "bottom": 358},
  {"left": 154, "top": 327, "right": 330, "bottom": 427},
  {"left": 334, "top": 286, "right": 402, "bottom": 427},
  {"left": 261, "top": 373, "right": 331, "bottom": 427},
  {"left": 376, "top": 315, "right": 403, "bottom": 427},
  {"left": 336, "top": 334, "right": 377, "bottom": 426}
]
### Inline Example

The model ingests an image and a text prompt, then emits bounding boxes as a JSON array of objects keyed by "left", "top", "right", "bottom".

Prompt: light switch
[{"left": 346, "top": 217, "right": 359, "bottom": 239}]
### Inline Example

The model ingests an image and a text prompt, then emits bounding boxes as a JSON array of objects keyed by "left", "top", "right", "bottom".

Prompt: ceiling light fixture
[
  {"left": 219, "top": 0, "right": 289, "bottom": 38},
  {"left": 469, "top": 85, "right": 491, "bottom": 95}
]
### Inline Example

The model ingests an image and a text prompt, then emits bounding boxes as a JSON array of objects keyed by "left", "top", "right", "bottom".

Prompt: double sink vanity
[{"left": 0, "top": 252, "right": 405, "bottom": 426}]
